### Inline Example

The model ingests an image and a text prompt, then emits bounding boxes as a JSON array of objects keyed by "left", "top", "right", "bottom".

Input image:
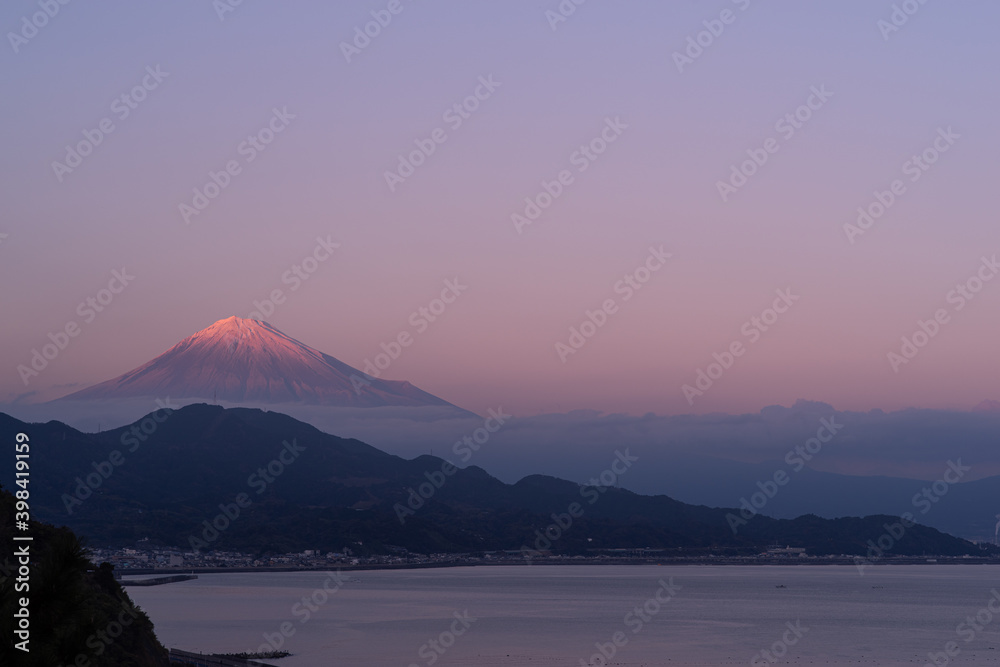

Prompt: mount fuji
[{"left": 61, "top": 316, "right": 460, "bottom": 410}]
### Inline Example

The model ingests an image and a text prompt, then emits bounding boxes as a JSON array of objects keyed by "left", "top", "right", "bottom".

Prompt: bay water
[{"left": 127, "top": 564, "right": 1000, "bottom": 666}]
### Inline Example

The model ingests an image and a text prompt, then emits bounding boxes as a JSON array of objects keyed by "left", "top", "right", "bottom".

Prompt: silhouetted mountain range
[{"left": 0, "top": 405, "right": 988, "bottom": 558}]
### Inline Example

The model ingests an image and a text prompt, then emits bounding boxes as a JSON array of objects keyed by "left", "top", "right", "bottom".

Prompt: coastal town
[{"left": 92, "top": 543, "right": 999, "bottom": 575}]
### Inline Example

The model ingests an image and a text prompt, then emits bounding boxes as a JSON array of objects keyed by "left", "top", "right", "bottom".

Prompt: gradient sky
[{"left": 2, "top": 1, "right": 998, "bottom": 416}]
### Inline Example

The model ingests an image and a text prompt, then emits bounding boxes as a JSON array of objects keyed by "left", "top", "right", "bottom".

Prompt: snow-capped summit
[{"left": 62, "top": 316, "right": 457, "bottom": 408}]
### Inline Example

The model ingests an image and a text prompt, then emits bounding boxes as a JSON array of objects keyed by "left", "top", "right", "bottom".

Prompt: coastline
[{"left": 116, "top": 554, "right": 1000, "bottom": 578}]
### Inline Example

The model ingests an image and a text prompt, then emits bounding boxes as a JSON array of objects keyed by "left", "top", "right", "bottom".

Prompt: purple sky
[{"left": 2, "top": 1, "right": 998, "bottom": 416}]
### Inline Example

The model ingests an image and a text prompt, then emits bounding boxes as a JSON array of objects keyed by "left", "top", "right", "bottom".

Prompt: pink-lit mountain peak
[
  {"left": 63, "top": 317, "right": 456, "bottom": 408},
  {"left": 183, "top": 316, "right": 327, "bottom": 367}
]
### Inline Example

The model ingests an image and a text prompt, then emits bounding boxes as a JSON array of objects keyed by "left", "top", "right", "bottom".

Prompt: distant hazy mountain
[
  {"left": 61, "top": 316, "right": 460, "bottom": 410},
  {"left": 298, "top": 401, "right": 996, "bottom": 542},
  {"left": 0, "top": 405, "right": 986, "bottom": 558},
  {"left": 620, "top": 455, "right": 1000, "bottom": 543}
]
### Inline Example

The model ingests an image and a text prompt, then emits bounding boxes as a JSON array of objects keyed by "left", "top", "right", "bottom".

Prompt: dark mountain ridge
[{"left": 0, "top": 405, "right": 988, "bottom": 558}]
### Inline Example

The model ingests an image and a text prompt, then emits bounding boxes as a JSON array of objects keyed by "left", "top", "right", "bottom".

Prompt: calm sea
[{"left": 126, "top": 564, "right": 1000, "bottom": 666}]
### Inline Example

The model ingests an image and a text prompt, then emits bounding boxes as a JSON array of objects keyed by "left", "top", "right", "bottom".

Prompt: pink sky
[{"left": 2, "top": 1, "right": 998, "bottom": 416}]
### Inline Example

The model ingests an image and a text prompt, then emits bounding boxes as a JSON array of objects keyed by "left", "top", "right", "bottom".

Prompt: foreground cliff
[{"left": 0, "top": 485, "right": 169, "bottom": 667}]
